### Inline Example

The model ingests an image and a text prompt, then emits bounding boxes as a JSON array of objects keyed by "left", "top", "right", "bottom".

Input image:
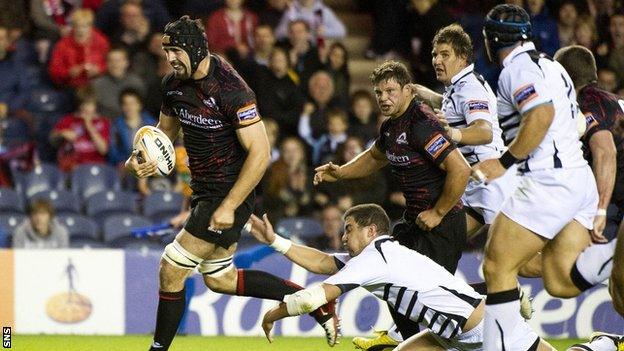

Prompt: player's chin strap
[{"left": 284, "top": 284, "right": 328, "bottom": 316}]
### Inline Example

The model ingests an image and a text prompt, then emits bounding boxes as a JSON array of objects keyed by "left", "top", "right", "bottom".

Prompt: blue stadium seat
[
  {"left": 57, "top": 214, "right": 100, "bottom": 240},
  {"left": 31, "top": 190, "right": 80, "bottom": 215},
  {"left": 143, "top": 191, "right": 184, "bottom": 222},
  {"left": 103, "top": 214, "right": 153, "bottom": 243},
  {"left": 85, "top": 191, "right": 137, "bottom": 222},
  {"left": 27, "top": 86, "right": 71, "bottom": 113},
  {"left": 70, "top": 164, "right": 121, "bottom": 200},
  {"left": 15, "top": 163, "right": 66, "bottom": 199},
  {"left": 0, "top": 188, "right": 24, "bottom": 215},
  {"left": 5, "top": 117, "right": 30, "bottom": 148},
  {"left": 70, "top": 237, "right": 107, "bottom": 249},
  {"left": 0, "top": 214, "right": 27, "bottom": 237},
  {"left": 107, "top": 237, "right": 165, "bottom": 251},
  {"left": 275, "top": 217, "right": 324, "bottom": 239}
]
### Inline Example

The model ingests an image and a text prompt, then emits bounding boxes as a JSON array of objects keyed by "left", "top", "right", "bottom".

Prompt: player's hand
[
  {"left": 59, "top": 130, "right": 78, "bottom": 142},
  {"left": 262, "top": 316, "right": 275, "bottom": 343},
  {"left": 415, "top": 209, "right": 443, "bottom": 231},
  {"left": 433, "top": 108, "right": 450, "bottom": 132},
  {"left": 314, "top": 162, "right": 342, "bottom": 185},
  {"left": 472, "top": 158, "right": 506, "bottom": 183},
  {"left": 125, "top": 149, "right": 158, "bottom": 178},
  {"left": 209, "top": 203, "right": 235, "bottom": 232},
  {"left": 248, "top": 214, "right": 276, "bottom": 245},
  {"left": 591, "top": 214, "right": 608, "bottom": 243},
  {"left": 262, "top": 303, "right": 286, "bottom": 343}
]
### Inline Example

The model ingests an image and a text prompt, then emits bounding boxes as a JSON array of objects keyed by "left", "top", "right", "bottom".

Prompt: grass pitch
[{"left": 13, "top": 335, "right": 583, "bottom": 351}]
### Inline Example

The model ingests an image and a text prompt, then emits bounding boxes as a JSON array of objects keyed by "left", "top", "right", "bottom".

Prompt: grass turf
[{"left": 11, "top": 335, "right": 584, "bottom": 351}]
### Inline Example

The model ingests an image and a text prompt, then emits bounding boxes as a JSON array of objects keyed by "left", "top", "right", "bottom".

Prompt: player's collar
[
  {"left": 450, "top": 64, "right": 474, "bottom": 86},
  {"left": 502, "top": 42, "right": 536, "bottom": 68}
]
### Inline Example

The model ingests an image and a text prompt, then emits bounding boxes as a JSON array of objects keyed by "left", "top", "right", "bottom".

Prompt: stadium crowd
[{"left": 1, "top": 0, "right": 624, "bottom": 251}]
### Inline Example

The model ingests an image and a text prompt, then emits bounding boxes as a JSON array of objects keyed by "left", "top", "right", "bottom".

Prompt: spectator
[
  {"left": 348, "top": 90, "right": 378, "bottom": 145},
  {"left": 264, "top": 118, "right": 280, "bottom": 163},
  {"left": 92, "top": 47, "right": 146, "bottom": 118},
  {"left": 12, "top": 199, "right": 69, "bottom": 249},
  {"left": 263, "top": 136, "right": 313, "bottom": 222},
  {"left": 259, "top": 0, "right": 289, "bottom": 29},
  {"left": 315, "top": 136, "right": 387, "bottom": 210},
  {"left": 574, "top": 15, "right": 599, "bottom": 50},
  {"left": 558, "top": 1, "right": 578, "bottom": 47},
  {"left": 597, "top": 67, "right": 618, "bottom": 93},
  {"left": 29, "top": 0, "right": 76, "bottom": 61},
  {"left": 48, "top": 8, "right": 110, "bottom": 88},
  {"left": 298, "top": 70, "right": 344, "bottom": 142},
  {"left": 252, "top": 24, "right": 276, "bottom": 66},
  {"left": 137, "top": 32, "right": 173, "bottom": 117},
  {"left": 108, "top": 88, "right": 156, "bottom": 165},
  {"left": 112, "top": 1, "right": 152, "bottom": 57},
  {"left": 205, "top": 0, "right": 258, "bottom": 56},
  {"left": 365, "top": 0, "right": 409, "bottom": 59},
  {"left": 323, "top": 42, "right": 350, "bottom": 107},
  {"left": 305, "top": 204, "right": 343, "bottom": 252},
  {"left": 95, "top": 0, "right": 170, "bottom": 40},
  {"left": 311, "top": 108, "right": 348, "bottom": 165},
  {"left": 169, "top": 142, "right": 192, "bottom": 228},
  {"left": 607, "top": 12, "right": 624, "bottom": 87},
  {"left": 50, "top": 87, "right": 110, "bottom": 171},
  {"left": 275, "top": 0, "right": 346, "bottom": 41},
  {"left": 282, "top": 19, "right": 323, "bottom": 90},
  {"left": 228, "top": 24, "right": 276, "bottom": 90},
  {"left": 256, "top": 47, "right": 305, "bottom": 137},
  {"left": 0, "top": 26, "right": 28, "bottom": 117},
  {"left": 526, "top": 0, "right": 560, "bottom": 56}
]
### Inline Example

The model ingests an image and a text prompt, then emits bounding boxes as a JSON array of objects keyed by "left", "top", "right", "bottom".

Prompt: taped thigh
[
  {"left": 198, "top": 255, "right": 234, "bottom": 277},
  {"left": 162, "top": 241, "right": 203, "bottom": 270}
]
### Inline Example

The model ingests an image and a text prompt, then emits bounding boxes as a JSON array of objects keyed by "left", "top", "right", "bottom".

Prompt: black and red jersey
[
  {"left": 578, "top": 83, "right": 624, "bottom": 208},
  {"left": 374, "top": 99, "right": 460, "bottom": 218},
  {"left": 161, "top": 55, "right": 261, "bottom": 195}
]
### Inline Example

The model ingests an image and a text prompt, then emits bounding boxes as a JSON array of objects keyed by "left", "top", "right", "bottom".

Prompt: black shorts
[
  {"left": 183, "top": 192, "right": 255, "bottom": 249},
  {"left": 391, "top": 209, "right": 467, "bottom": 274}
]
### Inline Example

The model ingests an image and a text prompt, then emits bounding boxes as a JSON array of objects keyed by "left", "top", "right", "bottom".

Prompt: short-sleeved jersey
[
  {"left": 496, "top": 42, "right": 586, "bottom": 172},
  {"left": 441, "top": 64, "right": 505, "bottom": 164},
  {"left": 374, "top": 99, "right": 459, "bottom": 218},
  {"left": 161, "top": 55, "right": 261, "bottom": 194},
  {"left": 325, "top": 236, "right": 482, "bottom": 339},
  {"left": 579, "top": 84, "right": 624, "bottom": 208}
]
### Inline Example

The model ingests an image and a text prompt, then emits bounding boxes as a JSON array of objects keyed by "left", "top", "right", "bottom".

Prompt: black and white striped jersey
[
  {"left": 326, "top": 236, "right": 483, "bottom": 339},
  {"left": 441, "top": 64, "right": 504, "bottom": 164},
  {"left": 496, "top": 42, "right": 586, "bottom": 172}
]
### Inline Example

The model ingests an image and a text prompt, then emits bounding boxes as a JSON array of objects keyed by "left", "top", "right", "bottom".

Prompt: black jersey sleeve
[
  {"left": 373, "top": 119, "right": 390, "bottom": 154},
  {"left": 411, "top": 107, "right": 455, "bottom": 166},
  {"left": 220, "top": 65, "right": 261, "bottom": 128},
  {"left": 160, "top": 73, "right": 176, "bottom": 117}
]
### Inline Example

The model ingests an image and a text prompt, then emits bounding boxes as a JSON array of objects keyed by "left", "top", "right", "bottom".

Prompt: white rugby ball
[{"left": 133, "top": 126, "right": 176, "bottom": 176}]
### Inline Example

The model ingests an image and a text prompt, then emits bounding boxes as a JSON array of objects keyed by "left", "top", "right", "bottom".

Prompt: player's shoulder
[{"left": 161, "top": 72, "right": 177, "bottom": 88}]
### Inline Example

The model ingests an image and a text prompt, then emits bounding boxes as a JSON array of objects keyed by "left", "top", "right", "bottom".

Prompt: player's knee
[
  {"left": 159, "top": 259, "right": 189, "bottom": 292},
  {"left": 200, "top": 256, "right": 236, "bottom": 293},
  {"left": 482, "top": 255, "right": 499, "bottom": 283}
]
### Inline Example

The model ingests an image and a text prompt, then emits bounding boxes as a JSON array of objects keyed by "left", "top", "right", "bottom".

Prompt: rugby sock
[
  {"left": 470, "top": 281, "right": 488, "bottom": 295},
  {"left": 484, "top": 288, "right": 539, "bottom": 351},
  {"left": 150, "top": 289, "right": 186, "bottom": 351},
  {"left": 571, "top": 240, "right": 616, "bottom": 291},
  {"left": 388, "top": 324, "right": 404, "bottom": 342},
  {"left": 235, "top": 269, "right": 333, "bottom": 322}
]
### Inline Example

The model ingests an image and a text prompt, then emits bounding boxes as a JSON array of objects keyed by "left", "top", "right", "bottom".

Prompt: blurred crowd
[{"left": 1, "top": 0, "right": 624, "bottom": 251}]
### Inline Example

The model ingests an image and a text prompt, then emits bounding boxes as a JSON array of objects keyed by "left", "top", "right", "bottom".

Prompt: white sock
[
  {"left": 388, "top": 324, "right": 404, "bottom": 342},
  {"left": 569, "top": 335, "right": 619, "bottom": 351},
  {"left": 484, "top": 288, "right": 539, "bottom": 351},
  {"left": 573, "top": 239, "right": 616, "bottom": 289}
]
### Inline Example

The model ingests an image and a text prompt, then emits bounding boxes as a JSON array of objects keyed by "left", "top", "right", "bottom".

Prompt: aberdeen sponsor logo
[
  {"left": 386, "top": 152, "right": 410, "bottom": 165},
  {"left": 175, "top": 108, "right": 224, "bottom": 129}
]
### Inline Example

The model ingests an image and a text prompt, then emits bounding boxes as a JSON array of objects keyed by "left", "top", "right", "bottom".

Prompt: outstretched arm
[
  {"left": 314, "top": 145, "right": 388, "bottom": 185},
  {"left": 248, "top": 214, "right": 340, "bottom": 275}
]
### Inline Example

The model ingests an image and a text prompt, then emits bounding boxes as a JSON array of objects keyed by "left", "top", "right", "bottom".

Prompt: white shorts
[
  {"left": 500, "top": 166, "right": 598, "bottom": 239},
  {"left": 463, "top": 165, "right": 519, "bottom": 224},
  {"left": 430, "top": 320, "right": 483, "bottom": 351}
]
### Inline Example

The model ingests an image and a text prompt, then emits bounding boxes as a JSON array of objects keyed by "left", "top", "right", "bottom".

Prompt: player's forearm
[
  {"left": 507, "top": 104, "right": 554, "bottom": 159},
  {"left": 453, "top": 120, "right": 493, "bottom": 145},
  {"left": 591, "top": 146, "right": 616, "bottom": 209},
  {"left": 412, "top": 84, "right": 443, "bottom": 108},
  {"left": 339, "top": 148, "right": 386, "bottom": 180},
  {"left": 223, "top": 146, "right": 270, "bottom": 209},
  {"left": 284, "top": 244, "right": 339, "bottom": 275}
]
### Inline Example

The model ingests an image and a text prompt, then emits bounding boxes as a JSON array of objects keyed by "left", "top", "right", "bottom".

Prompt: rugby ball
[{"left": 133, "top": 126, "right": 176, "bottom": 176}]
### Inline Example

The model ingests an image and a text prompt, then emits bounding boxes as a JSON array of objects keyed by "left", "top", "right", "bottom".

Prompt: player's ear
[{"left": 368, "top": 224, "right": 378, "bottom": 238}]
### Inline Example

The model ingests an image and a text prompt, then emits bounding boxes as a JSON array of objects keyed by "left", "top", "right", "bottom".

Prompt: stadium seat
[
  {"left": 27, "top": 86, "right": 71, "bottom": 113},
  {"left": 0, "top": 188, "right": 24, "bottom": 215},
  {"left": 0, "top": 214, "right": 27, "bottom": 237},
  {"left": 70, "top": 164, "right": 121, "bottom": 200},
  {"left": 85, "top": 191, "right": 137, "bottom": 222},
  {"left": 14, "top": 163, "right": 66, "bottom": 199},
  {"left": 107, "top": 236, "right": 165, "bottom": 251},
  {"left": 5, "top": 117, "right": 30, "bottom": 148},
  {"left": 102, "top": 214, "right": 153, "bottom": 243},
  {"left": 275, "top": 217, "right": 324, "bottom": 239},
  {"left": 31, "top": 190, "right": 80, "bottom": 215},
  {"left": 143, "top": 191, "right": 184, "bottom": 222},
  {"left": 57, "top": 214, "right": 100, "bottom": 241},
  {"left": 70, "top": 237, "right": 107, "bottom": 249}
]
